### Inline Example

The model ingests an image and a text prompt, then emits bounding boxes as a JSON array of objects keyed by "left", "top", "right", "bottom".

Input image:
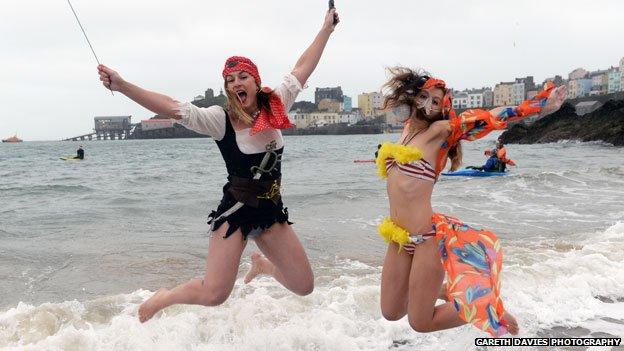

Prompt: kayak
[
  {"left": 442, "top": 169, "right": 507, "bottom": 177},
  {"left": 60, "top": 156, "right": 83, "bottom": 161}
]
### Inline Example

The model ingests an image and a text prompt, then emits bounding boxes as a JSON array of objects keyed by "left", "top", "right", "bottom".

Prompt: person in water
[
  {"left": 97, "top": 7, "right": 340, "bottom": 323},
  {"left": 467, "top": 151, "right": 499, "bottom": 172},
  {"left": 493, "top": 140, "right": 510, "bottom": 172},
  {"left": 474, "top": 140, "right": 514, "bottom": 172},
  {"left": 468, "top": 140, "right": 512, "bottom": 172},
  {"left": 375, "top": 68, "right": 566, "bottom": 336},
  {"left": 76, "top": 145, "right": 84, "bottom": 160}
]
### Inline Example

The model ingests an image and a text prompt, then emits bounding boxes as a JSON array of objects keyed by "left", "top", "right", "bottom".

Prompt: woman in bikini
[{"left": 375, "top": 67, "right": 566, "bottom": 336}]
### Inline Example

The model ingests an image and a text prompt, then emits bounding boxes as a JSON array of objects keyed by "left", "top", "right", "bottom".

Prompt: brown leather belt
[{"left": 227, "top": 176, "right": 281, "bottom": 207}]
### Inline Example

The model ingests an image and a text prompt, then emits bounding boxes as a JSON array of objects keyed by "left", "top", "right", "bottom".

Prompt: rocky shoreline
[{"left": 499, "top": 99, "right": 624, "bottom": 146}]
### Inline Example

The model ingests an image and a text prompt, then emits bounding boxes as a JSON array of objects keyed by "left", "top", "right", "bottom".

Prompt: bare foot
[
  {"left": 244, "top": 252, "right": 271, "bottom": 284},
  {"left": 502, "top": 311, "right": 519, "bottom": 335},
  {"left": 138, "top": 288, "right": 169, "bottom": 323}
]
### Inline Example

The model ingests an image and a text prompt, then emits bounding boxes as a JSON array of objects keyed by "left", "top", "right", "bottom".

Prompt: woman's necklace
[{"left": 401, "top": 126, "right": 427, "bottom": 146}]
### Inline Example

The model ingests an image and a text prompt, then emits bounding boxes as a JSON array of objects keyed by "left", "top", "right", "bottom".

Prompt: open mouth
[{"left": 236, "top": 90, "right": 248, "bottom": 105}]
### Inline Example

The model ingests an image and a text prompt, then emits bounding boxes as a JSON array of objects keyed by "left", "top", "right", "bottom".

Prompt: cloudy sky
[{"left": 1, "top": 0, "right": 622, "bottom": 140}]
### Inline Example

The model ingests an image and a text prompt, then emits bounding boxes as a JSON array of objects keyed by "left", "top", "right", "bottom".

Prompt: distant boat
[{"left": 2, "top": 134, "right": 23, "bottom": 143}]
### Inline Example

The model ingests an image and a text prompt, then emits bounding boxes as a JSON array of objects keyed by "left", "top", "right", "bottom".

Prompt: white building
[
  {"left": 371, "top": 92, "right": 383, "bottom": 109},
  {"left": 340, "top": 111, "right": 363, "bottom": 125},
  {"left": 467, "top": 92, "right": 483, "bottom": 108},
  {"left": 512, "top": 81, "right": 525, "bottom": 105},
  {"left": 607, "top": 69, "right": 621, "bottom": 93},
  {"left": 452, "top": 92, "right": 469, "bottom": 109},
  {"left": 290, "top": 112, "right": 341, "bottom": 128}
]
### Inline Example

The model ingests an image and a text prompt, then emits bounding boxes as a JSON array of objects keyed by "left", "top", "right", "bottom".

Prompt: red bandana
[
  {"left": 422, "top": 77, "right": 456, "bottom": 119},
  {"left": 222, "top": 56, "right": 294, "bottom": 135}
]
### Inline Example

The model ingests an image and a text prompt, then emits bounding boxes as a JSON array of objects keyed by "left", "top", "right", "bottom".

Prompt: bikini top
[{"left": 376, "top": 143, "right": 436, "bottom": 182}]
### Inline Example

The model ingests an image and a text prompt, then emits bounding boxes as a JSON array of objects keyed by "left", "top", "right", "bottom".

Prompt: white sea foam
[{"left": 2, "top": 223, "right": 623, "bottom": 350}]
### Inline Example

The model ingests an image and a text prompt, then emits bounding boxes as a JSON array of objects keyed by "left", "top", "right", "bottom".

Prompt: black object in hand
[{"left": 328, "top": 0, "right": 338, "bottom": 25}]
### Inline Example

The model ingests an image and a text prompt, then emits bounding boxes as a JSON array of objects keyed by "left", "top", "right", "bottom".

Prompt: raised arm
[
  {"left": 448, "top": 83, "right": 567, "bottom": 142},
  {"left": 489, "top": 82, "right": 567, "bottom": 123},
  {"left": 290, "top": 9, "right": 340, "bottom": 86},
  {"left": 97, "top": 64, "right": 180, "bottom": 119}
]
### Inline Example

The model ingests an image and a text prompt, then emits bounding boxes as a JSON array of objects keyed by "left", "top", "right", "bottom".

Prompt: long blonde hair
[
  {"left": 224, "top": 83, "right": 278, "bottom": 124},
  {"left": 382, "top": 66, "right": 463, "bottom": 172}
]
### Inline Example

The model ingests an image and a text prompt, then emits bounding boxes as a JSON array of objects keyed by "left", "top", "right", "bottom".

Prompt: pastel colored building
[
  {"left": 589, "top": 70, "right": 609, "bottom": 96},
  {"left": 568, "top": 68, "right": 589, "bottom": 80},
  {"left": 343, "top": 96, "right": 352, "bottom": 112},
  {"left": 608, "top": 70, "right": 621, "bottom": 93},
  {"left": 493, "top": 82, "right": 514, "bottom": 106},
  {"left": 567, "top": 78, "right": 592, "bottom": 99},
  {"left": 358, "top": 92, "right": 383, "bottom": 117}
]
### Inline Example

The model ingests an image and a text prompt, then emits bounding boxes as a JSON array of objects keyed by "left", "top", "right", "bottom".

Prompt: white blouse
[{"left": 176, "top": 73, "right": 304, "bottom": 154}]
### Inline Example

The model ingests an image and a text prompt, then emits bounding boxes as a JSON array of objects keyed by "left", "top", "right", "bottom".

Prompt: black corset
[{"left": 215, "top": 110, "right": 283, "bottom": 181}]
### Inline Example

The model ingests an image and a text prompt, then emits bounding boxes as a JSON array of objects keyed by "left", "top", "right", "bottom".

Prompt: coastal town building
[
  {"left": 568, "top": 68, "right": 589, "bottom": 80},
  {"left": 452, "top": 92, "right": 469, "bottom": 109},
  {"left": 467, "top": 92, "right": 483, "bottom": 108},
  {"left": 290, "top": 112, "right": 308, "bottom": 128},
  {"left": 589, "top": 70, "right": 609, "bottom": 96},
  {"left": 315, "top": 87, "right": 343, "bottom": 105},
  {"left": 290, "top": 112, "right": 342, "bottom": 128},
  {"left": 317, "top": 98, "right": 342, "bottom": 113},
  {"left": 511, "top": 76, "right": 535, "bottom": 104},
  {"left": 340, "top": 110, "right": 363, "bottom": 125},
  {"left": 482, "top": 88, "right": 494, "bottom": 107},
  {"left": 343, "top": 96, "right": 352, "bottom": 112},
  {"left": 608, "top": 70, "right": 621, "bottom": 93},
  {"left": 358, "top": 92, "right": 383, "bottom": 117},
  {"left": 567, "top": 78, "right": 592, "bottom": 99},
  {"left": 493, "top": 82, "right": 514, "bottom": 106},
  {"left": 543, "top": 75, "right": 565, "bottom": 88},
  {"left": 451, "top": 87, "right": 491, "bottom": 108}
]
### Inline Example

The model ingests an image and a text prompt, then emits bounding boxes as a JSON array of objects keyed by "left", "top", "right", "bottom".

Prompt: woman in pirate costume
[
  {"left": 97, "top": 8, "right": 340, "bottom": 322},
  {"left": 376, "top": 67, "right": 566, "bottom": 336}
]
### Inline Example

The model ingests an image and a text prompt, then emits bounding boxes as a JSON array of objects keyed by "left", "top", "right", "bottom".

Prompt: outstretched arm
[
  {"left": 449, "top": 83, "right": 567, "bottom": 142},
  {"left": 489, "top": 82, "right": 567, "bottom": 123},
  {"left": 290, "top": 8, "right": 340, "bottom": 86},
  {"left": 97, "top": 64, "right": 179, "bottom": 119}
]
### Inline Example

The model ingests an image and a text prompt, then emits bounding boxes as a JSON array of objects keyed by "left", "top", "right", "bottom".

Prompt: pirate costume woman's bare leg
[{"left": 138, "top": 223, "right": 247, "bottom": 322}]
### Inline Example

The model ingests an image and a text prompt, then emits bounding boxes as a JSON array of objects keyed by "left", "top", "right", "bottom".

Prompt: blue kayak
[{"left": 442, "top": 169, "right": 507, "bottom": 177}]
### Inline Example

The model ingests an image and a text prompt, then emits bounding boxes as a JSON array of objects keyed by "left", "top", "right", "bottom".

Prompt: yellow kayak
[{"left": 60, "top": 156, "right": 83, "bottom": 161}]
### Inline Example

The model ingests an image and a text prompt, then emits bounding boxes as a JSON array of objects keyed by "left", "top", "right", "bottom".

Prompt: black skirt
[{"left": 208, "top": 183, "right": 292, "bottom": 240}]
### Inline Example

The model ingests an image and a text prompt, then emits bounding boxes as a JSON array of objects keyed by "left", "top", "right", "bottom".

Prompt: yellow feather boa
[
  {"left": 375, "top": 143, "right": 424, "bottom": 178},
  {"left": 378, "top": 217, "right": 411, "bottom": 250}
]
